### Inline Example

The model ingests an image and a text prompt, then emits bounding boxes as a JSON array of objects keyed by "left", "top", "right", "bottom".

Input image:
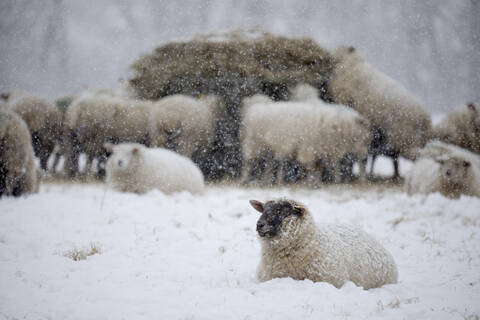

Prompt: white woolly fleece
[{"left": 257, "top": 204, "right": 398, "bottom": 289}]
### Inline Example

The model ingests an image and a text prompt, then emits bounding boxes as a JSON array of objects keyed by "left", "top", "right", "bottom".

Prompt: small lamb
[
  {"left": 105, "top": 143, "right": 204, "bottom": 194},
  {"left": 250, "top": 199, "right": 398, "bottom": 289}
]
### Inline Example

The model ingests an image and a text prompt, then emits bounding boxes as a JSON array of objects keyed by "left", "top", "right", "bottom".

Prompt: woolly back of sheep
[{"left": 128, "top": 31, "right": 334, "bottom": 180}]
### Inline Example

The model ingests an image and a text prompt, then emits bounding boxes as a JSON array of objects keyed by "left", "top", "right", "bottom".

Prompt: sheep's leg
[
  {"left": 358, "top": 157, "right": 367, "bottom": 182},
  {"left": 370, "top": 154, "right": 377, "bottom": 176},
  {"left": 51, "top": 153, "right": 61, "bottom": 175},
  {"left": 84, "top": 155, "right": 93, "bottom": 179},
  {"left": 332, "top": 160, "right": 341, "bottom": 184},
  {"left": 392, "top": 155, "right": 400, "bottom": 180},
  {"left": 39, "top": 153, "right": 49, "bottom": 173},
  {"left": 278, "top": 160, "right": 289, "bottom": 185}
]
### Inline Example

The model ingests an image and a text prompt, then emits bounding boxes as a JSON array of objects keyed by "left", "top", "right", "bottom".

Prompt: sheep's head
[
  {"left": 333, "top": 45, "right": 362, "bottom": 64},
  {"left": 250, "top": 199, "right": 306, "bottom": 239},
  {"left": 105, "top": 142, "right": 142, "bottom": 173},
  {"left": 437, "top": 157, "right": 472, "bottom": 197}
]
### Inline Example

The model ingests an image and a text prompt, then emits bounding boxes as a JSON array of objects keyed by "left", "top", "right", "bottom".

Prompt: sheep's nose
[{"left": 445, "top": 169, "right": 451, "bottom": 176}]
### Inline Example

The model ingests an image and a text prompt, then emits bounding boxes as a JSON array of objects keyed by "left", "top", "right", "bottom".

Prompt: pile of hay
[
  {"left": 128, "top": 31, "right": 335, "bottom": 180},
  {"left": 129, "top": 30, "right": 334, "bottom": 102}
]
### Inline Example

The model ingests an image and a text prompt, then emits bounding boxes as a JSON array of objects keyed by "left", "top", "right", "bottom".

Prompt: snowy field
[{"left": 1, "top": 174, "right": 479, "bottom": 320}]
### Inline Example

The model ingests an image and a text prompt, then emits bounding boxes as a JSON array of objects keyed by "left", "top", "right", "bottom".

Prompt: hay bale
[
  {"left": 128, "top": 31, "right": 334, "bottom": 179},
  {"left": 129, "top": 31, "right": 333, "bottom": 101}
]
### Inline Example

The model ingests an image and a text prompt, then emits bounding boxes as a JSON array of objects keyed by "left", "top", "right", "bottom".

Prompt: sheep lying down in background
[
  {"left": 250, "top": 199, "right": 398, "bottom": 289},
  {"left": 105, "top": 143, "right": 204, "bottom": 194},
  {"left": 405, "top": 141, "right": 480, "bottom": 198}
]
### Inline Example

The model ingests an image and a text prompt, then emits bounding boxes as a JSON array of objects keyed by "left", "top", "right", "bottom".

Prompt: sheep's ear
[
  {"left": 249, "top": 200, "right": 264, "bottom": 213},
  {"left": 463, "top": 161, "right": 471, "bottom": 168},
  {"left": 467, "top": 103, "right": 476, "bottom": 111},
  {"left": 104, "top": 142, "right": 114, "bottom": 153},
  {"left": 292, "top": 203, "right": 306, "bottom": 216}
]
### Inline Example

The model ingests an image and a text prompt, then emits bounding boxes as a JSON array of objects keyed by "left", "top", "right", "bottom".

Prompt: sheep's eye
[{"left": 118, "top": 160, "right": 123, "bottom": 167}]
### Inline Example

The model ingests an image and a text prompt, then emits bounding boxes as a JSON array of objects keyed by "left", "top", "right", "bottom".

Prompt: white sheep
[
  {"left": 0, "top": 110, "right": 39, "bottom": 196},
  {"left": 433, "top": 102, "right": 480, "bottom": 155},
  {"left": 64, "top": 91, "right": 154, "bottom": 177},
  {"left": 328, "top": 46, "right": 432, "bottom": 179},
  {"left": 149, "top": 94, "right": 219, "bottom": 158},
  {"left": 405, "top": 141, "right": 480, "bottom": 198},
  {"left": 250, "top": 199, "right": 398, "bottom": 289},
  {"left": 240, "top": 94, "right": 370, "bottom": 185},
  {"left": 3, "top": 91, "right": 62, "bottom": 171},
  {"left": 105, "top": 142, "right": 204, "bottom": 194}
]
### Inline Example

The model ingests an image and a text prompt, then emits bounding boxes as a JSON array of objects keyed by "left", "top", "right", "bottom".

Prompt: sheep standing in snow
[
  {"left": 328, "top": 46, "right": 432, "bottom": 179},
  {"left": 149, "top": 94, "right": 220, "bottom": 158},
  {"left": 405, "top": 141, "right": 480, "bottom": 198},
  {"left": 240, "top": 93, "right": 370, "bottom": 186},
  {"left": 0, "top": 110, "right": 39, "bottom": 196},
  {"left": 105, "top": 143, "right": 204, "bottom": 194},
  {"left": 250, "top": 199, "right": 398, "bottom": 289},
  {"left": 64, "top": 92, "right": 154, "bottom": 177},
  {"left": 433, "top": 102, "right": 480, "bottom": 155},
  {"left": 2, "top": 92, "right": 62, "bottom": 171}
]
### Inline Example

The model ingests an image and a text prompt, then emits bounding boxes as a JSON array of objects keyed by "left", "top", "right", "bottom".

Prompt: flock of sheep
[
  {"left": 2, "top": 44, "right": 479, "bottom": 198},
  {"left": 1, "top": 40, "right": 479, "bottom": 289}
]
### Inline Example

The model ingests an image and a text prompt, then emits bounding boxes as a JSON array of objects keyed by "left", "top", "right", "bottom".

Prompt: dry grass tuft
[{"left": 64, "top": 243, "right": 102, "bottom": 261}]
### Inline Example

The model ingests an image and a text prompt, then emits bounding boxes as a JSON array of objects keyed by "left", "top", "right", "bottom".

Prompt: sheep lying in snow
[
  {"left": 0, "top": 110, "right": 39, "bottom": 196},
  {"left": 64, "top": 91, "right": 154, "bottom": 177},
  {"left": 2, "top": 92, "right": 62, "bottom": 171},
  {"left": 250, "top": 199, "right": 398, "bottom": 289},
  {"left": 434, "top": 102, "right": 480, "bottom": 155},
  {"left": 328, "top": 46, "right": 432, "bottom": 179},
  {"left": 240, "top": 93, "right": 370, "bottom": 185},
  {"left": 149, "top": 94, "right": 220, "bottom": 158},
  {"left": 105, "top": 143, "right": 204, "bottom": 194},
  {"left": 405, "top": 141, "right": 480, "bottom": 198}
]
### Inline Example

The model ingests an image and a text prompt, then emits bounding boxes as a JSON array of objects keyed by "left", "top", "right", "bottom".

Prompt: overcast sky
[{"left": 0, "top": 0, "right": 478, "bottom": 113}]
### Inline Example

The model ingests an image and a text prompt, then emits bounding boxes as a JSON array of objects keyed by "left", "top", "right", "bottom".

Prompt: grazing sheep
[
  {"left": 105, "top": 143, "right": 204, "bottom": 194},
  {"left": 3, "top": 92, "right": 62, "bottom": 171},
  {"left": 434, "top": 102, "right": 480, "bottom": 155},
  {"left": 64, "top": 92, "right": 154, "bottom": 177},
  {"left": 250, "top": 199, "right": 398, "bottom": 289},
  {"left": 0, "top": 110, "right": 39, "bottom": 196},
  {"left": 405, "top": 141, "right": 480, "bottom": 198},
  {"left": 240, "top": 96, "right": 370, "bottom": 185},
  {"left": 149, "top": 94, "right": 220, "bottom": 158},
  {"left": 328, "top": 46, "right": 432, "bottom": 179}
]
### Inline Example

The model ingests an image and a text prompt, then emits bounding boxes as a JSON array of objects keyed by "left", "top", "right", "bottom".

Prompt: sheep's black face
[{"left": 250, "top": 200, "right": 304, "bottom": 238}]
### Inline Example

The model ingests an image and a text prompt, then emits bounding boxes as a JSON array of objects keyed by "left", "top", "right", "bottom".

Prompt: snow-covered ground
[{"left": 0, "top": 178, "right": 479, "bottom": 320}]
